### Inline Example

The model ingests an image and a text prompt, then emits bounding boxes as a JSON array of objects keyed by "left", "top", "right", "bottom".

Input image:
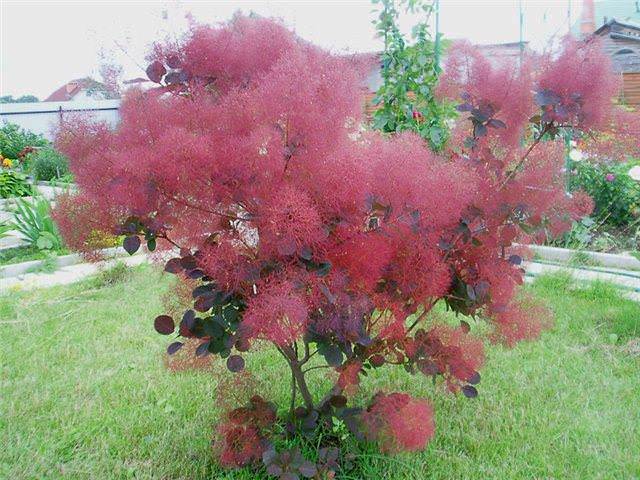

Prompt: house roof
[
  {"left": 44, "top": 77, "right": 117, "bottom": 102},
  {"left": 594, "top": 18, "right": 640, "bottom": 38}
]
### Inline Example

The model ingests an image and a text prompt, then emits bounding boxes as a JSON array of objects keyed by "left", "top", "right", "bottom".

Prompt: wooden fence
[{"left": 622, "top": 72, "right": 640, "bottom": 107}]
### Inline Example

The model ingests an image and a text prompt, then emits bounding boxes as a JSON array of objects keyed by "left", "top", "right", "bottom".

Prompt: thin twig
[{"left": 498, "top": 122, "right": 551, "bottom": 190}]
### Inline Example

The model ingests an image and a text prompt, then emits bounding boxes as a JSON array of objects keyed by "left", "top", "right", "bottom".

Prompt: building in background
[
  {"left": 44, "top": 77, "right": 118, "bottom": 102},
  {"left": 581, "top": 0, "right": 640, "bottom": 106}
]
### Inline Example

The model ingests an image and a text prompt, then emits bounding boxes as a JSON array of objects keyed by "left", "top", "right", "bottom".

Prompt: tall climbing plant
[{"left": 372, "top": 0, "right": 450, "bottom": 150}]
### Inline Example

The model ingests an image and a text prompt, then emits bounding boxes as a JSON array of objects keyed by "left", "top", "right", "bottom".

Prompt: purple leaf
[
  {"left": 146, "top": 60, "right": 166, "bottom": 83},
  {"left": 227, "top": 355, "right": 245, "bottom": 372},
  {"left": 164, "top": 71, "right": 184, "bottom": 84},
  {"left": 123, "top": 235, "right": 140, "bottom": 255},
  {"left": 534, "top": 89, "right": 561, "bottom": 107},
  {"left": 195, "top": 341, "right": 210, "bottom": 357},
  {"left": 462, "top": 385, "right": 478, "bottom": 398},
  {"left": 154, "top": 315, "right": 175, "bottom": 335},
  {"left": 508, "top": 254, "right": 522, "bottom": 265},
  {"left": 180, "top": 255, "right": 197, "bottom": 270},
  {"left": 474, "top": 123, "right": 488, "bottom": 138},
  {"left": 299, "top": 460, "right": 318, "bottom": 478},
  {"left": 164, "top": 258, "right": 183, "bottom": 274},
  {"left": 167, "top": 341, "right": 183, "bottom": 355},
  {"left": 487, "top": 118, "right": 506, "bottom": 129},
  {"left": 468, "top": 371, "right": 481, "bottom": 385}
]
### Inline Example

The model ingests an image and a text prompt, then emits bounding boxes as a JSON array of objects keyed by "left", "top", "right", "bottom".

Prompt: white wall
[{"left": 0, "top": 99, "right": 120, "bottom": 140}]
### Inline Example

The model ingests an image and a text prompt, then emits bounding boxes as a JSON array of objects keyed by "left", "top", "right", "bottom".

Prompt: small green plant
[
  {"left": 91, "top": 261, "right": 130, "bottom": 287},
  {"left": 0, "top": 245, "right": 67, "bottom": 266},
  {"left": 29, "top": 147, "right": 70, "bottom": 182},
  {"left": 0, "top": 221, "right": 11, "bottom": 240},
  {"left": 0, "top": 170, "right": 32, "bottom": 198},
  {"left": 568, "top": 250, "right": 601, "bottom": 267},
  {"left": 54, "top": 172, "right": 75, "bottom": 184},
  {"left": 25, "top": 252, "right": 59, "bottom": 274},
  {"left": 11, "top": 196, "right": 63, "bottom": 250},
  {"left": 0, "top": 122, "right": 47, "bottom": 159},
  {"left": 549, "top": 216, "right": 624, "bottom": 253}
]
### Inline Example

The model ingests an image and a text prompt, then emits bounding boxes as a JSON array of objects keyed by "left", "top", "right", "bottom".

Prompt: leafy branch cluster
[{"left": 371, "top": 0, "right": 451, "bottom": 150}]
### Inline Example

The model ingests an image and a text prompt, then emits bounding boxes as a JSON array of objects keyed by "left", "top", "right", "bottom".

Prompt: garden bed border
[
  {"left": 528, "top": 244, "right": 640, "bottom": 270},
  {"left": 0, "top": 246, "right": 130, "bottom": 279}
]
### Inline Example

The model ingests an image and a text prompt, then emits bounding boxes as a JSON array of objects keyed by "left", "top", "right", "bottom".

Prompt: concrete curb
[
  {"left": 527, "top": 244, "right": 640, "bottom": 271},
  {"left": 0, "top": 181, "right": 73, "bottom": 210},
  {"left": 0, "top": 254, "right": 147, "bottom": 291},
  {"left": 524, "top": 261, "right": 640, "bottom": 302},
  {"left": 0, "top": 246, "right": 128, "bottom": 279}
]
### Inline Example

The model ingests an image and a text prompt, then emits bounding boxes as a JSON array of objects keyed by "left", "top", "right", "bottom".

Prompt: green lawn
[{"left": 1, "top": 266, "right": 639, "bottom": 479}]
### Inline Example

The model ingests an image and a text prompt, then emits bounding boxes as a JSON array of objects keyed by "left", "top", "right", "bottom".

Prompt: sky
[{"left": 0, "top": 0, "right": 584, "bottom": 99}]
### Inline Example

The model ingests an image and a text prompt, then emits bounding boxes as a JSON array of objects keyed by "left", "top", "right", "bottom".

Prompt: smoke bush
[{"left": 54, "top": 15, "right": 633, "bottom": 475}]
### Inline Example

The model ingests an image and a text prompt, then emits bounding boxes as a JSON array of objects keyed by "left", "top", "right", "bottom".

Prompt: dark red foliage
[
  {"left": 437, "top": 40, "right": 534, "bottom": 150},
  {"left": 214, "top": 394, "right": 277, "bottom": 468},
  {"left": 406, "top": 324, "right": 485, "bottom": 392},
  {"left": 215, "top": 422, "right": 267, "bottom": 468},
  {"left": 53, "top": 14, "right": 634, "bottom": 465},
  {"left": 336, "top": 360, "right": 363, "bottom": 395}
]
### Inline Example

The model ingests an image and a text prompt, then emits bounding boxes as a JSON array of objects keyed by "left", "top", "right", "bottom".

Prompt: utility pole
[
  {"left": 518, "top": 0, "right": 524, "bottom": 65},
  {"left": 434, "top": 0, "right": 440, "bottom": 69}
]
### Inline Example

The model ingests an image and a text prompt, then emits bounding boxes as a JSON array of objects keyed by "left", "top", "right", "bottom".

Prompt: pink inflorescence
[
  {"left": 242, "top": 278, "right": 309, "bottom": 346},
  {"left": 362, "top": 392, "right": 435, "bottom": 454},
  {"left": 536, "top": 36, "right": 619, "bottom": 130}
]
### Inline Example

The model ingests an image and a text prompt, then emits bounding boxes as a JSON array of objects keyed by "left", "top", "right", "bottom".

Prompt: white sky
[{"left": 0, "top": 0, "right": 583, "bottom": 99}]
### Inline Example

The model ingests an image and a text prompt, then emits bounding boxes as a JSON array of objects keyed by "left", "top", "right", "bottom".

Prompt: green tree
[
  {"left": 372, "top": 0, "right": 451, "bottom": 151},
  {"left": 0, "top": 95, "right": 39, "bottom": 103}
]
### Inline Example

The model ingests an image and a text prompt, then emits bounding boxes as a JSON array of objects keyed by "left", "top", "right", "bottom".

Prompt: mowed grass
[{"left": 1, "top": 265, "right": 639, "bottom": 479}]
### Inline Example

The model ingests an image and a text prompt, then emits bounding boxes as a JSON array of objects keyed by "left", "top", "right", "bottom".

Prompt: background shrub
[
  {"left": 0, "top": 170, "right": 32, "bottom": 199},
  {"left": 29, "top": 147, "right": 70, "bottom": 181},
  {"left": 569, "top": 160, "right": 640, "bottom": 227},
  {"left": 0, "top": 123, "right": 47, "bottom": 159}
]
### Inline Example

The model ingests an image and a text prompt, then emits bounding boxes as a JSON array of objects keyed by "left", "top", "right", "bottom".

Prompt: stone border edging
[
  {"left": 527, "top": 244, "right": 640, "bottom": 271},
  {"left": 0, "top": 246, "right": 128, "bottom": 279}
]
